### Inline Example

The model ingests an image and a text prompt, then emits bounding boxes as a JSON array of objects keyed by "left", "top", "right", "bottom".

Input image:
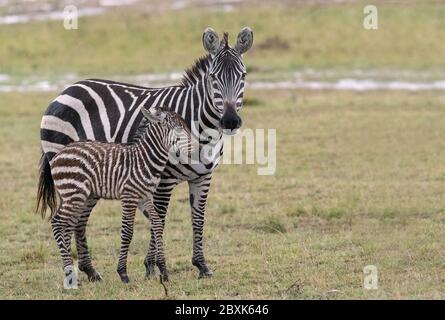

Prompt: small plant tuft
[
  {"left": 20, "top": 247, "right": 47, "bottom": 264},
  {"left": 257, "top": 217, "right": 287, "bottom": 234}
]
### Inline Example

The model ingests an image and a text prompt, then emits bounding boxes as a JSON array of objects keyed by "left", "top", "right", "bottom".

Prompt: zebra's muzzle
[{"left": 220, "top": 103, "right": 242, "bottom": 134}]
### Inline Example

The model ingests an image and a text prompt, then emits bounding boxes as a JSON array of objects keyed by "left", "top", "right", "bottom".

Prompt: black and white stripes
[
  {"left": 36, "top": 27, "right": 253, "bottom": 279},
  {"left": 49, "top": 107, "right": 191, "bottom": 282}
]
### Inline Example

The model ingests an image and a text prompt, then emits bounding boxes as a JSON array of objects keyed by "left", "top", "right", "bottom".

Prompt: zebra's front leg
[
  {"left": 143, "top": 226, "right": 157, "bottom": 278},
  {"left": 143, "top": 180, "right": 176, "bottom": 278},
  {"left": 146, "top": 200, "right": 168, "bottom": 282},
  {"left": 189, "top": 178, "right": 213, "bottom": 278},
  {"left": 117, "top": 197, "right": 137, "bottom": 283},
  {"left": 75, "top": 199, "right": 102, "bottom": 282}
]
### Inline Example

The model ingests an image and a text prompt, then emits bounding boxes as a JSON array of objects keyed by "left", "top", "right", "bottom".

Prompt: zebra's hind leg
[
  {"left": 51, "top": 202, "right": 81, "bottom": 285},
  {"left": 146, "top": 199, "right": 168, "bottom": 282},
  {"left": 117, "top": 197, "right": 138, "bottom": 283},
  {"left": 75, "top": 198, "right": 102, "bottom": 282}
]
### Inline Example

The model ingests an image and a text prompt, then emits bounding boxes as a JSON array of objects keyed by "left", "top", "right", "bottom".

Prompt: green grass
[
  {"left": 0, "top": 89, "right": 444, "bottom": 299},
  {"left": 1, "top": 1, "right": 444, "bottom": 79}
]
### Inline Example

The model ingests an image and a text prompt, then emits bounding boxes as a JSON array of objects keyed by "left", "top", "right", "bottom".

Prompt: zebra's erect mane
[
  {"left": 131, "top": 56, "right": 213, "bottom": 143},
  {"left": 180, "top": 55, "right": 211, "bottom": 87}
]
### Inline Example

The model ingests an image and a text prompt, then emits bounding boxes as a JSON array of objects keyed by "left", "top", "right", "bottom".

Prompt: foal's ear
[
  {"left": 202, "top": 27, "right": 220, "bottom": 56},
  {"left": 141, "top": 106, "right": 166, "bottom": 123},
  {"left": 234, "top": 27, "right": 253, "bottom": 54}
]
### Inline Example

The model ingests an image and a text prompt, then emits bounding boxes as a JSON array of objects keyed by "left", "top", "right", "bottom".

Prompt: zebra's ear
[
  {"left": 234, "top": 27, "right": 253, "bottom": 55},
  {"left": 202, "top": 27, "right": 220, "bottom": 56},
  {"left": 141, "top": 106, "right": 166, "bottom": 123}
]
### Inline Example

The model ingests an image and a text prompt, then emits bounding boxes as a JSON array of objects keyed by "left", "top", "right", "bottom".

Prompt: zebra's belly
[
  {"left": 162, "top": 138, "right": 223, "bottom": 181},
  {"left": 163, "top": 157, "right": 221, "bottom": 181},
  {"left": 93, "top": 185, "right": 120, "bottom": 200}
]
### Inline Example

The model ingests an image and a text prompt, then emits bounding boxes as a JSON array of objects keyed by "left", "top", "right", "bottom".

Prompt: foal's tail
[{"left": 35, "top": 153, "right": 57, "bottom": 219}]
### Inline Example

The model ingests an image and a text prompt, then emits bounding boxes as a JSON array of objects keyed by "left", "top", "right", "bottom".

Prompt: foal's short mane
[{"left": 131, "top": 108, "right": 189, "bottom": 144}]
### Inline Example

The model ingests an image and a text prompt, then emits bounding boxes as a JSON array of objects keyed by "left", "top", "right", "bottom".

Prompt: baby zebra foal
[{"left": 49, "top": 106, "right": 192, "bottom": 283}]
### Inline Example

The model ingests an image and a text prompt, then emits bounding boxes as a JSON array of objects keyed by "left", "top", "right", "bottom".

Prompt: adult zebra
[{"left": 36, "top": 27, "right": 253, "bottom": 280}]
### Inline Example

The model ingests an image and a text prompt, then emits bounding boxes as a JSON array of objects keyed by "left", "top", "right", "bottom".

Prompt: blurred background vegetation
[{"left": 1, "top": 0, "right": 445, "bottom": 79}]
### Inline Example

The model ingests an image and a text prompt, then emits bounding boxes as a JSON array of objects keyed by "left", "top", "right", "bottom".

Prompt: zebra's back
[
  {"left": 40, "top": 79, "right": 159, "bottom": 161},
  {"left": 51, "top": 141, "right": 129, "bottom": 201}
]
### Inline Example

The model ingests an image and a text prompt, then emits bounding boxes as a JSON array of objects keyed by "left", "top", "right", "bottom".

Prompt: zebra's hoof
[
  {"left": 88, "top": 272, "right": 103, "bottom": 282},
  {"left": 119, "top": 274, "right": 130, "bottom": 283},
  {"left": 192, "top": 259, "right": 213, "bottom": 278},
  {"left": 79, "top": 265, "right": 102, "bottom": 282},
  {"left": 155, "top": 260, "right": 169, "bottom": 280},
  {"left": 198, "top": 269, "right": 213, "bottom": 279}
]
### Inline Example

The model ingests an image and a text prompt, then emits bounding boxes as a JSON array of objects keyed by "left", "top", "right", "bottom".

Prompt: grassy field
[
  {"left": 1, "top": 1, "right": 445, "bottom": 80},
  {"left": 0, "top": 0, "right": 444, "bottom": 300},
  {"left": 0, "top": 89, "right": 444, "bottom": 299}
]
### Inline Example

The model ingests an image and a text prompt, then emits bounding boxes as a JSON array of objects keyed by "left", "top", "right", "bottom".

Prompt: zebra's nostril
[{"left": 221, "top": 115, "right": 242, "bottom": 130}]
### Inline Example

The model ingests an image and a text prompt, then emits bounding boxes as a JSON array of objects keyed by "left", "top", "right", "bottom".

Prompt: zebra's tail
[{"left": 35, "top": 153, "right": 57, "bottom": 219}]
